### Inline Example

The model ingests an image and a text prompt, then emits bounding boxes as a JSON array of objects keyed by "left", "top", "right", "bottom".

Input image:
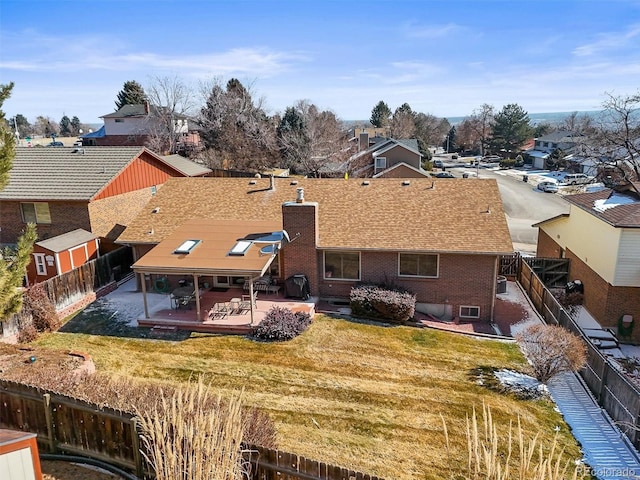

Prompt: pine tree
[
  {"left": 115, "top": 80, "right": 147, "bottom": 110},
  {"left": 59, "top": 115, "right": 71, "bottom": 136},
  {"left": 0, "top": 83, "right": 37, "bottom": 319},
  {"left": 70, "top": 116, "right": 81, "bottom": 136},
  {"left": 370, "top": 101, "right": 391, "bottom": 128},
  {"left": 490, "top": 104, "right": 532, "bottom": 157}
]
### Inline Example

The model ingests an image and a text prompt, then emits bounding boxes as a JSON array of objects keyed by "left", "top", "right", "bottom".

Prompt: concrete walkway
[{"left": 548, "top": 373, "right": 640, "bottom": 479}]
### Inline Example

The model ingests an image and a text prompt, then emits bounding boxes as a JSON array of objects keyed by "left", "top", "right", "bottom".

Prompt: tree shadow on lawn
[{"left": 58, "top": 300, "right": 192, "bottom": 341}]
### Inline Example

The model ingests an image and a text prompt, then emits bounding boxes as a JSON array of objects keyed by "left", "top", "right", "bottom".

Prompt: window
[
  {"left": 375, "top": 157, "right": 387, "bottom": 170},
  {"left": 21, "top": 202, "right": 51, "bottom": 224},
  {"left": 34, "top": 254, "right": 47, "bottom": 275},
  {"left": 115, "top": 119, "right": 124, "bottom": 123},
  {"left": 324, "top": 251, "right": 360, "bottom": 280},
  {"left": 399, "top": 253, "right": 438, "bottom": 278},
  {"left": 460, "top": 306, "right": 480, "bottom": 318}
]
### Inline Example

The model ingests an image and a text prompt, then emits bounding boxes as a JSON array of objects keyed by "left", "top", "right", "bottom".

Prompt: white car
[
  {"left": 562, "top": 173, "right": 593, "bottom": 185},
  {"left": 537, "top": 181, "right": 559, "bottom": 193}
]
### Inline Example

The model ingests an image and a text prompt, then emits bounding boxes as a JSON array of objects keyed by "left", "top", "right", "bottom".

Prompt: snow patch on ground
[{"left": 494, "top": 369, "right": 547, "bottom": 399}]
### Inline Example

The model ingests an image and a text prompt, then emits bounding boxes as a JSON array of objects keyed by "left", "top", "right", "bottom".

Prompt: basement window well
[{"left": 174, "top": 239, "right": 201, "bottom": 254}]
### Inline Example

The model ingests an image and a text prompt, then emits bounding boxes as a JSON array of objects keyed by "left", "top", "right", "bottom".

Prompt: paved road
[{"left": 449, "top": 163, "right": 570, "bottom": 254}]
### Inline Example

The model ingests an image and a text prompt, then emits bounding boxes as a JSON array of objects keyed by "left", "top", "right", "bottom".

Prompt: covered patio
[{"left": 132, "top": 218, "right": 316, "bottom": 334}]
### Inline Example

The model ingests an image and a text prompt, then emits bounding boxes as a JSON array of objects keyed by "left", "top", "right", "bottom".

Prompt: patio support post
[
  {"left": 192, "top": 273, "right": 201, "bottom": 319},
  {"left": 140, "top": 273, "right": 150, "bottom": 319},
  {"left": 249, "top": 279, "right": 255, "bottom": 325}
]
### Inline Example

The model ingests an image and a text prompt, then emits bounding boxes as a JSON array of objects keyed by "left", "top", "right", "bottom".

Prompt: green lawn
[{"left": 34, "top": 315, "right": 582, "bottom": 479}]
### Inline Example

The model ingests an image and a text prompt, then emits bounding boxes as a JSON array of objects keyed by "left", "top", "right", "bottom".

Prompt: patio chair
[
  {"left": 208, "top": 302, "right": 229, "bottom": 320},
  {"left": 241, "top": 292, "right": 257, "bottom": 307}
]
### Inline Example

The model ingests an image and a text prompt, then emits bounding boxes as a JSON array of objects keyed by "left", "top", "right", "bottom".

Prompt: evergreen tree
[
  {"left": 115, "top": 80, "right": 147, "bottom": 110},
  {"left": 70, "top": 116, "right": 81, "bottom": 136},
  {"left": 0, "top": 83, "right": 37, "bottom": 319},
  {"left": 443, "top": 126, "right": 457, "bottom": 152},
  {"left": 59, "top": 115, "right": 71, "bottom": 136},
  {"left": 490, "top": 104, "right": 532, "bottom": 157},
  {"left": 370, "top": 101, "right": 391, "bottom": 127}
]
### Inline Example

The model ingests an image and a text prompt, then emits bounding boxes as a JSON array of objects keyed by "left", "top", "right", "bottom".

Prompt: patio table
[{"left": 171, "top": 286, "right": 197, "bottom": 309}]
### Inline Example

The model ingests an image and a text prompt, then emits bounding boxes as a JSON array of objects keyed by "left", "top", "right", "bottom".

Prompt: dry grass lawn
[{"left": 33, "top": 315, "right": 582, "bottom": 480}]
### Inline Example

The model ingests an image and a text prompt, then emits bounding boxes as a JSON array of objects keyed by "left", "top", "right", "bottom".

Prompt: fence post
[
  {"left": 130, "top": 417, "right": 144, "bottom": 478},
  {"left": 43, "top": 393, "right": 57, "bottom": 453},
  {"left": 598, "top": 363, "right": 609, "bottom": 406}
]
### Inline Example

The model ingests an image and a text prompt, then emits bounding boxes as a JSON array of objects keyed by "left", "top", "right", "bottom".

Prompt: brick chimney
[{"left": 281, "top": 192, "right": 319, "bottom": 296}]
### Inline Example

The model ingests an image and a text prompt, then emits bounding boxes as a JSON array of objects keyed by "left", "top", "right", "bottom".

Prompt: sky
[{"left": 1, "top": 0, "right": 640, "bottom": 125}]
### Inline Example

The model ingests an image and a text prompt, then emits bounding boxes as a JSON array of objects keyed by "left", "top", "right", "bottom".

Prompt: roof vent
[
  {"left": 151, "top": 207, "right": 160, "bottom": 214},
  {"left": 290, "top": 180, "right": 298, "bottom": 185},
  {"left": 402, "top": 180, "right": 411, "bottom": 186},
  {"left": 362, "top": 180, "right": 370, "bottom": 186},
  {"left": 249, "top": 180, "right": 257, "bottom": 185},
  {"left": 296, "top": 187, "right": 304, "bottom": 203}
]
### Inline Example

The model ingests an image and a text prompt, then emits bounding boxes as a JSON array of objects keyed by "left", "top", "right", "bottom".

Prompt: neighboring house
[
  {"left": 373, "top": 162, "right": 431, "bottom": 179},
  {"left": 525, "top": 131, "right": 585, "bottom": 169},
  {"left": 26, "top": 229, "right": 99, "bottom": 285},
  {"left": 0, "top": 147, "right": 209, "bottom": 251},
  {"left": 347, "top": 132, "right": 423, "bottom": 177},
  {"left": 117, "top": 176, "right": 513, "bottom": 323},
  {"left": 535, "top": 185, "right": 640, "bottom": 340},
  {"left": 83, "top": 103, "right": 202, "bottom": 155}
]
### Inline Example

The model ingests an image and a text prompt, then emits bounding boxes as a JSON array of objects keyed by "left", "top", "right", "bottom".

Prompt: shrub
[
  {"left": 251, "top": 306, "right": 312, "bottom": 341},
  {"left": 24, "top": 284, "right": 60, "bottom": 332},
  {"left": 350, "top": 284, "right": 416, "bottom": 323},
  {"left": 515, "top": 324, "right": 587, "bottom": 383},
  {"left": 17, "top": 323, "right": 38, "bottom": 343}
]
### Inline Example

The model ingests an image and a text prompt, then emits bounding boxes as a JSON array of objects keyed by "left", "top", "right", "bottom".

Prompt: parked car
[
  {"left": 537, "top": 181, "right": 559, "bottom": 193},
  {"left": 47, "top": 141, "right": 64, "bottom": 147},
  {"left": 482, "top": 155, "right": 501, "bottom": 162},
  {"left": 434, "top": 172, "right": 455, "bottom": 178},
  {"left": 433, "top": 159, "right": 444, "bottom": 168},
  {"left": 562, "top": 173, "right": 593, "bottom": 185}
]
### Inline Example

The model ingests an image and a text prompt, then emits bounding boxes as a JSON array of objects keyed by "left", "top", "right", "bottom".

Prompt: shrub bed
[
  {"left": 251, "top": 306, "right": 312, "bottom": 341},
  {"left": 350, "top": 284, "right": 416, "bottom": 323}
]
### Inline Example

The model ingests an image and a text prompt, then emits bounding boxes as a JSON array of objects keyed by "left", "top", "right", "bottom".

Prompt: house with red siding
[
  {"left": 26, "top": 229, "right": 99, "bottom": 285},
  {"left": 0, "top": 147, "right": 211, "bottom": 255},
  {"left": 117, "top": 176, "right": 513, "bottom": 324}
]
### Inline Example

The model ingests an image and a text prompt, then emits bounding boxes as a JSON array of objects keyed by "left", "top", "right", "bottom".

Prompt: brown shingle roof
[
  {"left": 117, "top": 177, "right": 513, "bottom": 254},
  {"left": 564, "top": 189, "right": 640, "bottom": 227}
]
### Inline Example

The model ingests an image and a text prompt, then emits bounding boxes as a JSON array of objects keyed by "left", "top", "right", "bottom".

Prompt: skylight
[
  {"left": 229, "top": 240, "right": 252, "bottom": 256},
  {"left": 174, "top": 239, "right": 201, "bottom": 254}
]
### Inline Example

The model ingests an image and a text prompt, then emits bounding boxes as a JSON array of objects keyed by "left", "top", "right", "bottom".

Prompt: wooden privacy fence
[
  {"left": 1, "top": 247, "right": 133, "bottom": 337},
  {"left": 41, "top": 246, "right": 133, "bottom": 312},
  {"left": 0, "top": 380, "right": 383, "bottom": 480},
  {"left": 518, "top": 261, "right": 640, "bottom": 448}
]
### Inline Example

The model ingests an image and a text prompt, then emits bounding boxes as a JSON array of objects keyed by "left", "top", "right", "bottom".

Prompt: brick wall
[
  {"left": 0, "top": 200, "right": 91, "bottom": 245},
  {"left": 316, "top": 251, "right": 497, "bottom": 322},
  {"left": 537, "top": 229, "right": 562, "bottom": 258},
  {"left": 568, "top": 248, "right": 640, "bottom": 339},
  {"left": 281, "top": 201, "right": 320, "bottom": 296}
]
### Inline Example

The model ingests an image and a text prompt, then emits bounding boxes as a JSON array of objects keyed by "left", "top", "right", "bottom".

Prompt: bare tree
[
  {"left": 277, "top": 100, "right": 352, "bottom": 176},
  {"left": 199, "top": 78, "right": 279, "bottom": 171},
  {"left": 389, "top": 103, "right": 415, "bottom": 139},
  {"left": 515, "top": 324, "right": 587, "bottom": 383},
  {"left": 583, "top": 91, "right": 640, "bottom": 183},
  {"left": 469, "top": 103, "right": 495, "bottom": 156},
  {"left": 561, "top": 111, "right": 595, "bottom": 134},
  {"left": 145, "top": 75, "right": 196, "bottom": 155}
]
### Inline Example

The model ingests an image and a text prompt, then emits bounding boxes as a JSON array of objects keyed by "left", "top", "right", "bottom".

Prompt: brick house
[
  {"left": 0, "top": 147, "right": 210, "bottom": 253},
  {"left": 535, "top": 186, "right": 640, "bottom": 339},
  {"left": 83, "top": 103, "right": 202, "bottom": 155},
  {"left": 117, "top": 176, "right": 513, "bottom": 322}
]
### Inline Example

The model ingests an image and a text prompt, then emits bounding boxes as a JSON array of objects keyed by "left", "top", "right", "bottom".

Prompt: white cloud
[{"left": 573, "top": 23, "right": 640, "bottom": 56}]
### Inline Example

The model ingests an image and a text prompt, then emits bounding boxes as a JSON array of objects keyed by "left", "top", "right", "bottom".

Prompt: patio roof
[{"left": 132, "top": 218, "right": 282, "bottom": 277}]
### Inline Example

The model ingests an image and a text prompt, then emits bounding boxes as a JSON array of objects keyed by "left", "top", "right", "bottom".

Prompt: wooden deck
[{"left": 139, "top": 288, "right": 316, "bottom": 335}]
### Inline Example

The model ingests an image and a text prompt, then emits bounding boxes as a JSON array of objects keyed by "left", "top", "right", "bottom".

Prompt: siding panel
[{"left": 614, "top": 230, "right": 640, "bottom": 286}]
